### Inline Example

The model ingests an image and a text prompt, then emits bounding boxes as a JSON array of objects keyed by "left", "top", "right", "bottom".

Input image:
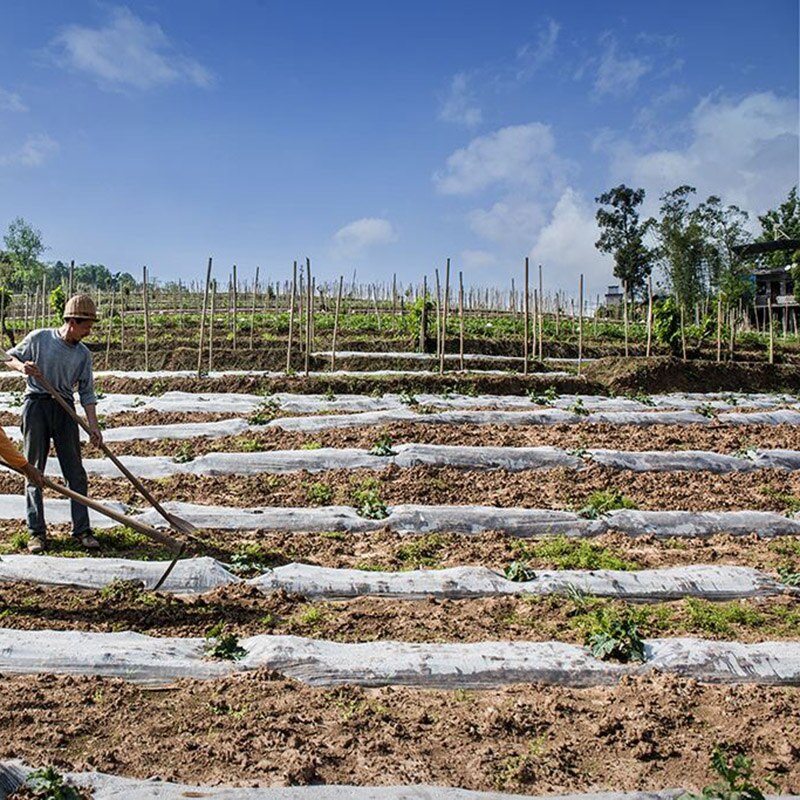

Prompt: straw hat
[{"left": 63, "top": 294, "right": 98, "bottom": 320}]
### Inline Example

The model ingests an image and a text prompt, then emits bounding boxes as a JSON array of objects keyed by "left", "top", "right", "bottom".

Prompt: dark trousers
[{"left": 21, "top": 395, "right": 90, "bottom": 536}]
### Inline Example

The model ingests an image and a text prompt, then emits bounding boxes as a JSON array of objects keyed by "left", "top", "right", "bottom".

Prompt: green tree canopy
[
  {"left": 3, "top": 217, "right": 46, "bottom": 289},
  {"left": 594, "top": 184, "right": 653, "bottom": 300},
  {"left": 757, "top": 186, "right": 800, "bottom": 270}
]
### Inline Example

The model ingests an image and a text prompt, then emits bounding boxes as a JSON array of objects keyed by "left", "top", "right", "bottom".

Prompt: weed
[
  {"left": 511, "top": 537, "right": 638, "bottom": 570},
  {"left": 228, "top": 543, "right": 284, "bottom": 574},
  {"left": 99, "top": 578, "right": 146, "bottom": 602},
  {"left": 679, "top": 746, "right": 767, "bottom": 800},
  {"left": 628, "top": 392, "right": 656, "bottom": 406},
  {"left": 353, "top": 561, "right": 385, "bottom": 571},
  {"left": 25, "top": 766, "right": 82, "bottom": 800},
  {"left": 584, "top": 607, "right": 646, "bottom": 663},
  {"left": 172, "top": 441, "right": 195, "bottom": 464},
  {"left": 696, "top": 404, "right": 716, "bottom": 419},
  {"left": 399, "top": 389, "right": 418, "bottom": 406},
  {"left": 204, "top": 623, "right": 247, "bottom": 661},
  {"left": 9, "top": 529, "right": 29, "bottom": 551},
  {"left": 352, "top": 480, "right": 389, "bottom": 519},
  {"left": 577, "top": 490, "right": 637, "bottom": 519},
  {"left": 684, "top": 599, "right": 764, "bottom": 637},
  {"left": 293, "top": 603, "right": 327, "bottom": 628},
  {"left": 452, "top": 688, "right": 474, "bottom": 703},
  {"left": 9, "top": 390, "right": 24, "bottom": 408},
  {"left": 569, "top": 398, "right": 590, "bottom": 416},
  {"left": 777, "top": 565, "right": 800, "bottom": 587},
  {"left": 306, "top": 481, "right": 334, "bottom": 505},
  {"left": 395, "top": 533, "right": 446, "bottom": 567},
  {"left": 568, "top": 447, "right": 588, "bottom": 458},
  {"left": 233, "top": 436, "right": 263, "bottom": 452},
  {"left": 130, "top": 396, "right": 146, "bottom": 408},
  {"left": 300, "top": 441, "right": 322, "bottom": 450},
  {"left": 528, "top": 385, "right": 559, "bottom": 405},
  {"left": 319, "top": 530, "right": 346, "bottom": 540},
  {"left": 323, "top": 386, "right": 336, "bottom": 401},
  {"left": 504, "top": 560, "right": 536, "bottom": 582},
  {"left": 759, "top": 485, "right": 800, "bottom": 514},
  {"left": 248, "top": 397, "right": 281, "bottom": 425},
  {"left": 369, "top": 431, "right": 397, "bottom": 457}
]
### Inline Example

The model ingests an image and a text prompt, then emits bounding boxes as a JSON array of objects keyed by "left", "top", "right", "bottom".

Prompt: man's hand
[
  {"left": 21, "top": 462, "right": 45, "bottom": 488},
  {"left": 21, "top": 361, "right": 42, "bottom": 379},
  {"left": 88, "top": 425, "right": 103, "bottom": 448}
]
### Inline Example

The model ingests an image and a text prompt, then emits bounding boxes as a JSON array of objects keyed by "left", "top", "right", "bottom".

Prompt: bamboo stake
[
  {"left": 197, "top": 257, "right": 212, "bottom": 377},
  {"left": 304, "top": 258, "right": 311, "bottom": 376},
  {"left": 645, "top": 279, "right": 653, "bottom": 357},
  {"left": 578, "top": 274, "right": 584, "bottom": 376},
  {"left": 768, "top": 296, "right": 774, "bottom": 364},
  {"left": 680, "top": 303, "right": 687, "bottom": 361},
  {"left": 249, "top": 266, "right": 259, "bottom": 350},
  {"left": 104, "top": 286, "right": 116, "bottom": 370},
  {"left": 286, "top": 262, "right": 297, "bottom": 373},
  {"left": 331, "top": 275, "right": 343, "bottom": 372},
  {"left": 434, "top": 269, "right": 442, "bottom": 373},
  {"left": 419, "top": 275, "right": 428, "bottom": 353},
  {"left": 41, "top": 273, "right": 47, "bottom": 328},
  {"left": 523, "top": 258, "right": 529, "bottom": 375},
  {"left": 716, "top": 294, "right": 723, "bottom": 363},
  {"left": 232, "top": 264, "right": 237, "bottom": 351},
  {"left": 622, "top": 280, "right": 629, "bottom": 358},
  {"left": 532, "top": 289, "right": 538, "bottom": 363},
  {"left": 458, "top": 270, "right": 464, "bottom": 372},
  {"left": 142, "top": 266, "right": 150, "bottom": 372},
  {"left": 440, "top": 258, "right": 450, "bottom": 374},
  {"left": 537, "top": 264, "right": 543, "bottom": 361},
  {"left": 68, "top": 260, "right": 74, "bottom": 298},
  {"left": 208, "top": 279, "right": 216, "bottom": 372},
  {"left": 729, "top": 308, "right": 736, "bottom": 361}
]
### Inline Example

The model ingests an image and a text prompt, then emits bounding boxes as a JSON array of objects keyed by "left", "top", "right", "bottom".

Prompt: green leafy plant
[
  {"left": 777, "top": 565, "right": 800, "bottom": 587},
  {"left": 399, "top": 389, "right": 418, "bottom": 406},
  {"left": 504, "top": 560, "right": 536, "bottom": 582},
  {"left": 323, "top": 386, "right": 336, "bottom": 401},
  {"left": 585, "top": 607, "right": 646, "bottom": 663},
  {"left": 306, "top": 481, "right": 333, "bottom": 505},
  {"left": 300, "top": 441, "right": 322, "bottom": 450},
  {"left": 394, "top": 533, "right": 446, "bottom": 567},
  {"left": 227, "top": 543, "right": 284, "bottom": 574},
  {"left": 369, "top": 432, "right": 397, "bottom": 456},
  {"left": 528, "top": 385, "right": 559, "bottom": 405},
  {"left": 352, "top": 481, "right": 389, "bottom": 519},
  {"left": 577, "top": 490, "right": 637, "bottom": 519},
  {"left": 99, "top": 578, "right": 146, "bottom": 602},
  {"left": 172, "top": 441, "right": 195, "bottom": 463},
  {"left": 25, "top": 766, "right": 82, "bottom": 800},
  {"left": 248, "top": 397, "right": 281, "bottom": 424},
  {"left": 696, "top": 404, "right": 716, "bottom": 419},
  {"left": 569, "top": 398, "right": 590, "bottom": 416},
  {"left": 679, "top": 746, "right": 767, "bottom": 800},
  {"left": 204, "top": 623, "right": 247, "bottom": 661},
  {"left": 511, "top": 536, "right": 639, "bottom": 570}
]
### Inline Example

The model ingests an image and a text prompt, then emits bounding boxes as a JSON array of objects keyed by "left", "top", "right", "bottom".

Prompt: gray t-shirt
[{"left": 7, "top": 328, "right": 97, "bottom": 407}]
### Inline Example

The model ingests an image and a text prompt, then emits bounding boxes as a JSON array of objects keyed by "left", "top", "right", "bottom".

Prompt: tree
[
  {"left": 695, "top": 196, "right": 752, "bottom": 303},
  {"left": 3, "top": 217, "right": 46, "bottom": 290},
  {"left": 649, "top": 185, "right": 707, "bottom": 310},
  {"left": 757, "top": 186, "right": 800, "bottom": 270},
  {"left": 594, "top": 184, "right": 653, "bottom": 300}
]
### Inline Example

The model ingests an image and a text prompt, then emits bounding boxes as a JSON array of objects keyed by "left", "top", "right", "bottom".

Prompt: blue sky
[{"left": 1, "top": 0, "right": 797, "bottom": 299}]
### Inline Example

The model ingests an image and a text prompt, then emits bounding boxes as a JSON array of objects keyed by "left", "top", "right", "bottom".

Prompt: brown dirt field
[{"left": 0, "top": 673, "right": 797, "bottom": 792}]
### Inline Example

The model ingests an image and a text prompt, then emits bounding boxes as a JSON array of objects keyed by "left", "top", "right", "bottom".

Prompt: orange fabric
[{"left": 0, "top": 428, "right": 27, "bottom": 469}]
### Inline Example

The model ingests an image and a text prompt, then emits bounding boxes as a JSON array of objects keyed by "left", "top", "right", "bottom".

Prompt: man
[{"left": 5, "top": 293, "right": 103, "bottom": 553}]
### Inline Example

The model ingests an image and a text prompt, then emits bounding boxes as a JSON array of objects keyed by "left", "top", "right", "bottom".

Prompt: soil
[
  {"left": 0, "top": 673, "right": 797, "bottom": 792},
  {"left": 2, "top": 359, "right": 800, "bottom": 792}
]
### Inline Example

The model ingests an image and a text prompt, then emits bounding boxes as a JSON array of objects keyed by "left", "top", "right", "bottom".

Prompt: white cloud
[
  {"left": 593, "top": 35, "right": 650, "bottom": 97},
  {"left": 603, "top": 91, "right": 799, "bottom": 219},
  {"left": 439, "top": 73, "right": 482, "bottom": 127},
  {"left": 0, "top": 88, "right": 28, "bottom": 113},
  {"left": 460, "top": 249, "right": 498, "bottom": 270},
  {"left": 0, "top": 134, "right": 59, "bottom": 167},
  {"left": 434, "top": 122, "right": 571, "bottom": 195},
  {"left": 468, "top": 198, "right": 547, "bottom": 245},
  {"left": 515, "top": 19, "right": 560, "bottom": 81},
  {"left": 529, "top": 188, "right": 606, "bottom": 294},
  {"left": 332, "top": 218, "right": 397, "bottom": 258},
  {"left": 51, "top": 6, "right": 213, "bottom": 91}
]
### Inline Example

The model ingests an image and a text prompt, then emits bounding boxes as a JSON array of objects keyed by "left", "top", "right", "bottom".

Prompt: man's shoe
[
  {"left": 74, "top": 532, "right": 101, "bottom": 550},
  {"left": 27, "top": 534, "right": 47, "bottom": 554}
]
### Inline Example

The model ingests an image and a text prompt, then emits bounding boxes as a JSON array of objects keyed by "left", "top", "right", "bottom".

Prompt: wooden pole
[
  {"left": 331, "top": 275, "right": 343, "bottom": 372},
  {"left": 523, "top": 258, "right": 529, "bottom": 375},
  {"left": 142, "top": 266, "right": 151, "bottom": 372},
  {"left": 419, "top": 275, "right": 428, "bottom": 353},
  {"left": 716, "top": 294, "right": 722, "bottom": 363},
  {"left": 286, "top": 261, "right": 297, "bottom": 373},
  {"left": 622, "top": 280, "right": 629, "bottom": 357},
  {"left": 232, "top": 264, "right": 237, "bottom": 351},
  {"left": 104, "top": 286, "right": 116, "bottom": 370},
  {"left": 440, "top": 258, "right": 450, "bottom": 374},
  {"left": 68, "top": 260, "right": 74, "bottom": 298},
  {"left": 537, "top": 264, "right": 544, "bottom": 361},
  {"left": 729, "top": 307, "right": 736, "bottom": 361},
  {"left": 304, "top": 258, "right": 311, "bottom": 376},
  {"left": 645, "top": 278, "right": 653, "bottom": 358},
  {"left": 680, "top": 303, "right": 687, "bottom": 361},
  {"left": 41, "top": 273, "right": 47, "bottom": 328},
  {"left": 768, "top": 296, "right": 774, "bottom": 364},
  {"left": 208, "top": 278, "right": 216, "bottom": 373},
  {"left": 434, "top": 269, "right": 442, "bottom": 373},
  {"left": 249, "top": 266, "right": 259, "bottom": 350},
  {"left": 578, "top": 274, "right": 584, "bottom": 376},
  {"left": 458, "top": 270, "right": 465, "bottom": 371},
  {"left": 197, "top": 257, "right": 212, "bottom": 377}
]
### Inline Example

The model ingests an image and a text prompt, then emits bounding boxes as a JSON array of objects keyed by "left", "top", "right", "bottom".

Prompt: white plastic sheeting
[
  {"left": 719, "top": 410, "right": 800, "bottom": 425},
  {"left": 0, "top": 496, "right": 798, "bottom": 538},
  {"left": 0, "top": 557, "right": 787, "bottom": 601},
  {"left": 0, "top": 495, "right": 128, "bottom": 528},
  {"left": 0, "top": 628, "right": 797, "bottom": 687},
  {"left": 0, "top": 761, "right": 702, "bottom": 800}
]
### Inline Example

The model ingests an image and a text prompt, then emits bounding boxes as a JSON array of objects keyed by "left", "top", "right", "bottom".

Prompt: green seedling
[
  {"left": 228, "top": 543, "right": 285, "bottom": 574},
  {"left": 306, "top": 481, "right": 334, "bottom": 505},
  {"left": 399, "top": 389, "right": 418, "bottom": 406},
  {"left": 679, "top": 746, "right": 767, "bottom": 800},
  {"left": 577, "top": 489, "right": 637, "bottom": 519},
  {"left": 323, "top": 386, "right": 336, "bottom": 401},
  {"left": 248, "top": 397, "right": 281, "bottom": 425},
  {"left": 369, "top": 432, "right": 397, "bottom": 457},
  {"left": 628, "top": 392, "right": 656, "bottom": 406},
  {"left": 172, "top": 441, "right": 195, "bottom": 463},
  {"left": 300, "top": 441, "right": 322, "bottom": 450},
  {"left": 504, "top": 560, "right": 536, "bottom": 582},
  {"left": 527, "top": 385, "right": 559, "bottom": 405},
  {"left": 696, "top": 404, "right": 716, "bottom": 419},
  {"left": 777, "top": 566, "right": 800, "bottom": 587},
  {"left": 233, "top": 436, "right": 263, "bottom": 452},
  {"left": 25, "top": 766, "right": 82, "bottom": 800},
  {"left": 204, "top": 623, "right": 247, "bottom": 661},
  {"left": 395, "top": 533, "right": 446, "bottom": 567},
  {"left": 585, "top": 607, "right": 646, "bottom": 663},
  {"left": 569, "top": 398, "right": 590, "bottom": 416},
  {"left": 352, "top": 480, "right": 389, "bottom": 520},
  {"left": 99, "top": 578, "right": 146, "bottom": 602},
  {"left": 759, "top": 485, "right": 800, "bottom": 514}
]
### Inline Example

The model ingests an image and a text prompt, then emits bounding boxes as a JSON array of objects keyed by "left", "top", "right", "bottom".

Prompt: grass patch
[
  {"left": 683, "top": 598, "right": 764, "bottom": 637},
  {"left": 394, "top": 533, "right": 447, "bottom": 568},
  {"left": 577, "top": 489, "right": 637, "bottom": 519},
  {"left": 511, "top": 536, "right": 639, "bottom": 570},
  {"left": 204, "top": 623, "right": 247, "bottom": 661}
]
